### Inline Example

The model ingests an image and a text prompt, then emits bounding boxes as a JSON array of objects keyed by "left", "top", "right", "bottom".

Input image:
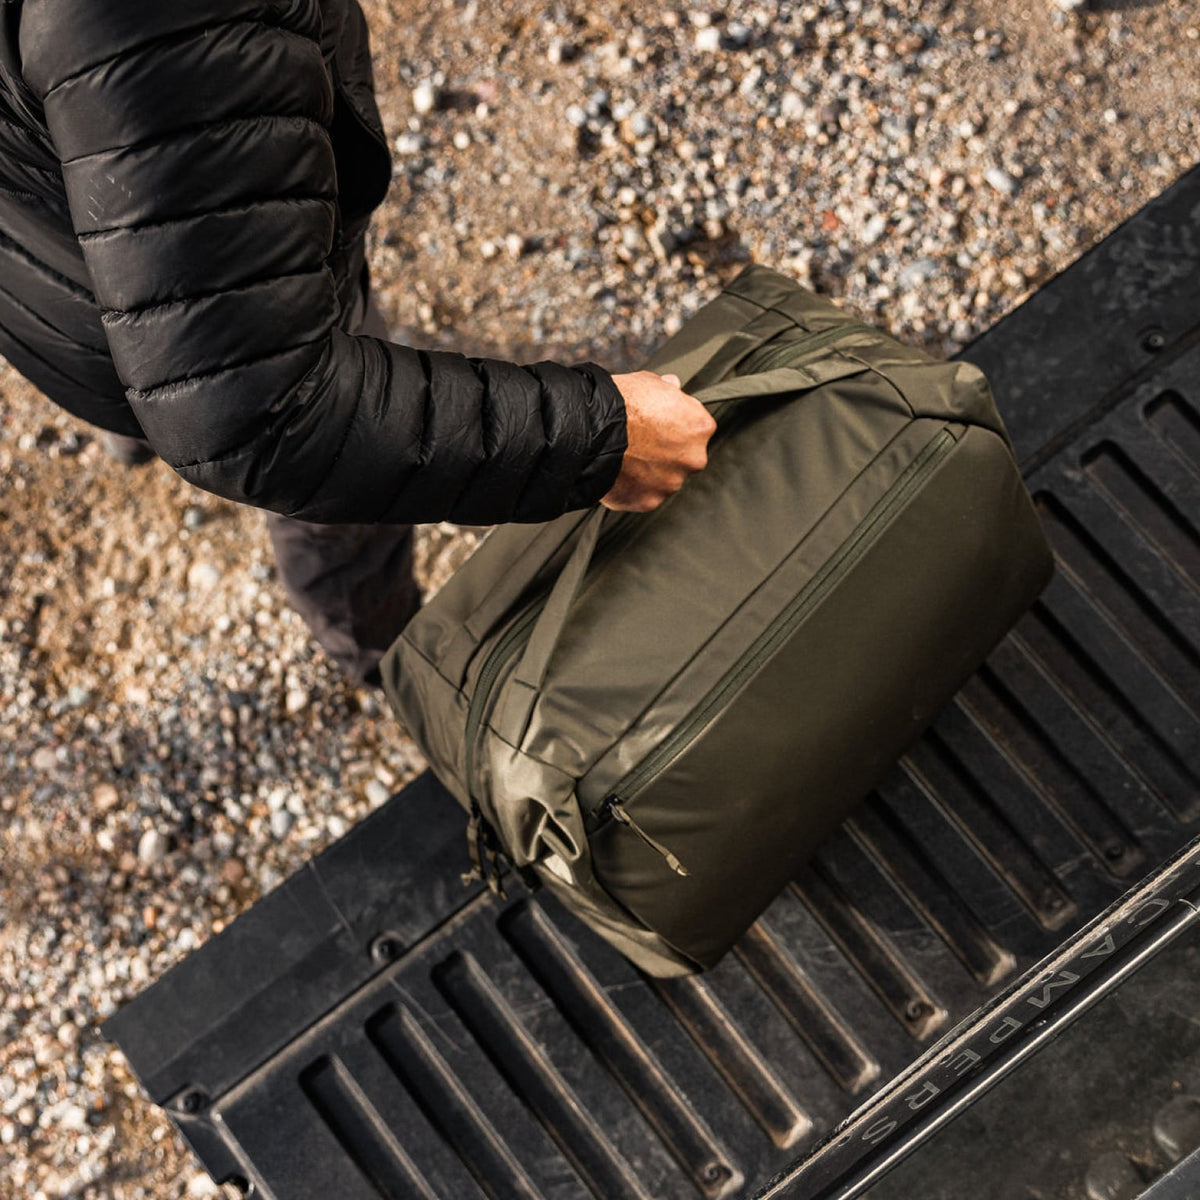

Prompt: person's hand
[{"left": 602, "top": 372, "right": 717, "bottom": 512}]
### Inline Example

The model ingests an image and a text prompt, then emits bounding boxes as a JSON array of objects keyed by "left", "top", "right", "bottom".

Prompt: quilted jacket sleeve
[{"left": 18, "top": 0, "right": 627, "bottom": 524}]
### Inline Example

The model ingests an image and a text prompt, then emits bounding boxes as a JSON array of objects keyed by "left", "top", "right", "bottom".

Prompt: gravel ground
[{"left": 2, "top": 1, "right": 1198, "bottom": 1197}]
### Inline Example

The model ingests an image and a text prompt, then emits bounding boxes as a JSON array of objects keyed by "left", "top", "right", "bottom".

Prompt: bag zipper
[
  {"left": 601, "top": 798, "right": 690, "bottom": 876},
  {"left": 740, "top": 321, "right": 877, "bottom": 375},
  {"left": 593, "top": 426, "right": 957, "bottom": 866}
]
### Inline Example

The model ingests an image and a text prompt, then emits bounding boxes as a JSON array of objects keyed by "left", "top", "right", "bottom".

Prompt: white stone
[
  {"left": 780, "top": 91, "right": 807, "bottom": 122},
  {"left": 861, "top": 214, "right": 888, "bottom": 246},
  {"left": 137, "top": 828, "right": 169, "bottom": 864},
  {"left": 394, "top": 132, "right": 426, "bottom": 155},
  {"left": 32, "top": 746, "right": 58, "bottom": 773},
  {"left": 186, "top": 563, "right": 221, "bottom": 593},
  {"left": 411, "top": 83, "right": 437, "bottom": 115},
  {"left": 59, "top": 1105, "right": 88, "bottom": 1133},
  {"left": 984, "top": 166, "right": 1017, "bottom": 196}
]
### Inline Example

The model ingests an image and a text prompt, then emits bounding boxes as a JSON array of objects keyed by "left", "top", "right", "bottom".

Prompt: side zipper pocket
[{"left": 591, "top": 426, "right": 959, "bottom": 869}]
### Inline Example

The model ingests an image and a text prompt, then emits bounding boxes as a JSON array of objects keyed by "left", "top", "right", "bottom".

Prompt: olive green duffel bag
[{"left": 380, "top": 264, "right": 1054, "bottom": 977}]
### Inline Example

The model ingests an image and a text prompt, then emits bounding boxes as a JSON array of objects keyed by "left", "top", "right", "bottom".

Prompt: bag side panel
[
  {"left": 379, "top": 636, "right": 472, "bottom": 807},
  {"left": 848, "top": 351, "right": 1011, "bottom": 444},
  {"left": 723, "top": 263, "right": 848, "bottom": 331},
  {"left": 587, "top": 423, "right": 1054, "bottom": 968},
  {"left": 723, "top": 265, "right": 1013, "bottom": 444}
]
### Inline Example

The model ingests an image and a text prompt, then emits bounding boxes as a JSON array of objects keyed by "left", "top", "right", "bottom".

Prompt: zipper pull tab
[{"left": 605, "top": 799, "right": 690, "bottom": 877}]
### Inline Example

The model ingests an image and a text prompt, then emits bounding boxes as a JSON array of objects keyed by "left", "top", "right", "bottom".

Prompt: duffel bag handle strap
[
  {"left": 490, "top": 505, "right": 607, "bottom": 743},
  {"left": 694, "top": 358, "right": 869, "bottom": 421},
  {"left": 441, "top": 512, "right": 591, "bottom": 686}
]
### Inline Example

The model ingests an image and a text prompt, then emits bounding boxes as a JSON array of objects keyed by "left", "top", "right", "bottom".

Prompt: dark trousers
[{"left": 264, "top": 514, "right": 418, "bottom": 685}]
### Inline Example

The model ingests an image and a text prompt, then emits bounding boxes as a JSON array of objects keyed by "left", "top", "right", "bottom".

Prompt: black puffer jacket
[{"left": 0, "top": 0, "right": 627, "bottom": 523}]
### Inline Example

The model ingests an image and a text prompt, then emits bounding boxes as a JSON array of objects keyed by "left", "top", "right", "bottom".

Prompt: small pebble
[
  {"left": 779, "top": 92, "right": 806, "bottom": 122},
  {"left": 92, "top": 783, "right": 119, "bottom": 811},
  {"left": 32, "top": 746, "right": 58, "bottom": 773},
  {"left": 269, "top": 810, "right": 294, "bottom": 839},
  {"left": 984, "top": 166, "right": 1018, "bottom": 196},
  {"left": 725, "top": 20, "right": 752, "bottom": 47},
  {"left": 60, "top": 1104, "right": 89, "bottom": 1132},
  {"left": 187, "top": 563, "right": 221, "bottom": 593},
  {"left": 137, "top": 828, "right": 169, "bottom": 865},
  {"left": 898, "top": 257, "right": 938, "bottom": 289},
  {"left": 394, "top": 132, "right": 427, "bottom": 155},
  {"left": 861, "top": 215, "right": 888, "bottom": 246},
  {"left": 35, "top": 1041, "right": 63, "bottom": 1066},
  {"left": 364, "top": 779, "right": 390, "bottom": 807},
  {"left": 411, "top": 82, "right": 437, "bottom": 115},
  {"left": 220, "top": 858, "right": 247, "bottom": 886}
]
